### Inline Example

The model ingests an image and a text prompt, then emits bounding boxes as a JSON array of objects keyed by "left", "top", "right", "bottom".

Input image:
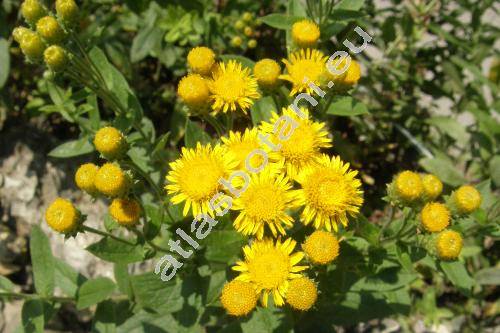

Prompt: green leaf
[
  {"left": 77, "top": 277, "right": 116, "bottom": 310},
  {"left": 426, "top": 116, "right": 468, "bottom": 144},
  {"left": 130, "top": 273, "right": 183, "bottom": 313},
  {"left": 114, "top": 263, "right": 133, "bottom": 298},
  {"left": 326, "top": 96, "right": 369, "bottom": 116},
  {"left": 335, "top": 0, "right": 365, "bottom": 10},
  {"left": 92, "top": 300, "right": 117, "bottom": 333},
  {"left": 351, "top": 267, "right": 417, "bottom": 292},
  {"left": 419, "top": 155, "right": 466, "bottom": 186},
  {"left": 21, "top": 299, "right": 45, "bottom": 333},
  {"left": 48, "top": 137, "right": 94, "bottom": 158},
  {"left": 130, "top": 26, "right": 162, "bottom": 63},
  {"left": 184, "top": 119, "right": 211, "bottom": 148},
  {"left": 219, "top": 54, "right": 255, "bottom": 69},
  {"left": 204, "top": 230, "right": 246, "bottom": 264},
  {"left": 489, "top": 155, "right": 500, "bottom": 187},
  {"left": 86, "top": 238, "right": 145, "bottom": 264},
  {"left": 30, "top": 225, "right": 55, "bottom": 297},
  {"left": 439, "top": 261, "right": 474, "bottom": 296},
  {"left": 205, "top": 270, "right": 226, "bottom": 304},
  {"left": 475, "top": 267, "right": 500, "bottom": 285},
  {"left": 0, "top": 276, "right": 14, "bottom": 292},
  {"left": 356, "top": 215, "right": 380, "bottom": 246},
  {"left": 260, "top": 14, "right": 303, "bottom": 30},
  {"left": 0, "top": 38, "right": 10, "bottom": 88},
  {"left": 241, "top": 307, "right": 293, "bottom": 333},
  {"left": 251, "top": 96, "right": 276, "bottom": 126},
  {"left": 54, "top": 258, "right": 87, "bottom": 298}
]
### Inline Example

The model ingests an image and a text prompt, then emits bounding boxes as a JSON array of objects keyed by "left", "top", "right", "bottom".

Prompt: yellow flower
[
  {"left": 177, "top": 74, "right": 210, "bottom": 111},
  {"left": 221, "top": 128, "right": 264, "bottom": 170},
  {"left": 109, "top": 198, "right": 141, "bottom": 227},
  {"left": 343, "top": 59, "right": 361, "bottom": 85},
  {"left": 187, "top": 46, "right": 216, "bottom": 76},
  {"left": 235, "top": 20, "right": 245, "bottom": 30},
  {"left": 45, "top": 198, "right": 80, "bottom": 233},
  {"left": 44, "top": 45, "right": 67, "bottom": 71},
  {"left": 260, "top": 107, "right": 331, "bottom": 179},
  {"left": 232, "top": 166, "right": 299, "bottom": 239},
  {"left": 220, "top": 280, "right": 257, "bottom": 316},
  {"left": 285, "top": 277, "right": 317, "bottom": 311},
  {"left": 291, "top": 20, "right": 320, "bottom": 48},
  {"left": 248, "top": 39, "right": 257, "bottom": 49},
  {"left": 421, "top": 202, "right": 450, "bottom": 233},
  {"left": 242, "top": 12, "right": 253, "bottom": 22},
  {"left": 20, "top": 31, "right": 45, "bottom": 59},
  {"left": 75, "top": 163, "right": 99, "bottom": 195},
  {"left": 55, "top": 0, "right": 79, "bottom": 23},
  {"left": 36, "top": 16, "right": 65, "bottom": 44},
  {"left": 394, "top": 171, "right": 423, "bottom": 203},
  {"left": 244, "top": 26, "right": 253, "bottom": 37},
  {"left": 422, "top": 174, "right": 443, "bottom": 200},
  {"left": 208, "top": 60, "right": 260, "bottom": 114},
  {"left": 254, "top": 59, "right": 281, "bottom": 89},
  {"left": 296, "top": 155, "right": 364, "bottom": 232},
  {"left": 21, "top": 0, "right": 46, "bottom": 25},
  {"left": 280, "top": 48, "right": 328, "bottom": 96},
  {"left": 93, "top": 126, "right": 127, "bottom": 160},
  {"left": 233, "top": 238, "right": 308, "bottom": 307},
  {"left": 165, "top": 143, "right": 238, "bottom": 217},
  {"left": 452, "top": 185, "right": 481, "bottom": 214},
  {"left": 231, "top": 36, "right": 243, "bottom": 47},
  {"left": 12, "top": 27, "right": 32, "bottom": 44},
  {"left": 94, "top": 163, "right": 129, "bottom": 197},
  {"left": 436, "top": 230, "right": 463, "bottom": 260},
  {"left": 302, "top": 230, "right": 339, "bottom": 265}
]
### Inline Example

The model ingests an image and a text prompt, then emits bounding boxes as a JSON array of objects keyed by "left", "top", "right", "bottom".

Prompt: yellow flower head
[
  {"left": 166, "top": 143, "right": 238, "bottom": 217},
  {"left": 285, "top": 277, "right": 317, "bottom": 311},
  {"left": 12, "top": 27, "right": 32, "bottom": 44},
  {"left": 260, "top": 107, "right": 331, "bottom": 179},
  {"left": 421, "top": 202, "right": 450, "bottom": 233},
  {"left": 291, "top": 20, "right": 320, "bottom": 48},
  {"left": 436, "top": 230, "right": 463, "bottom": 260},
  {"left": 109, "top": 198, "right": 141, "bottom": 227},
  {"left": 75, "top": 163, "right": 99, "bottom": 195},
  {"left": 94, "top": 163, "right": 129, "bottom": 198},
  {"left": 296, "top": 155, "right": 364, "bottom": 232},
  {"left": 221, "top": 128, "right": 263, "bottom": 170},
  {"left": 55, "top": 0, "right": 79, "bottom": 23},
  {"left": 248, "top": 39, "right": 257, "bottom": 49},
  {"left": 20, "top": 31, "right": 45, "bottom": 59},
  {"left": 177, "top": 74, "right": 210, "bottom": 111},
  {"left": 421, "top": 174, "right": 443, "bottom": 200},
  {"left": 394, "top": 171, "right": 423, "bottom": 203},
  {"left": 244, "top": 26, "right": 253, "bottom": 37},
  {"left": 254, "top": 59, "right": 281, "bottom": 89},
  {"left": 208, "top": 60, "right": 260, "bottom": 114},
  {"left": 220, "top": 280, "right": 257, "bottom": 316},
  {"left": 187, "top": 46, "right": 216, "bottom": 75},
  {"left": 302, "top": 230, "right": 339, "bottom": 265},
  {"left": 232, "top": 166, "right": 299, "bottom": 239},
  {"left": 45, "top": 198, "right": 80, "bottom": 234},
  {"left": 280, "top": 49, "right": 328, "bottom": 96},
  {"left": 233, "top": 238, "right": 308, "bottom": 307},
  {"left": 242, "top": 12, "right": 253, "bottom": 22},
  {"left": 343, "top": 59, "right": 361, "bottom": 86},
  {"left": 93, "top": 126, "right": 127, "bottom": 160},
  {"left": 44, "top": 45, "right": 67, "bottom": 72},
  {"left": 36, "top": 16, "right": 65, "bottom": 44},
  {"left": 452, "top": 185, "right": 481, "bottom": 214},
  {"left": 21, "top": 0, "right": 46, "bottom": 25}
]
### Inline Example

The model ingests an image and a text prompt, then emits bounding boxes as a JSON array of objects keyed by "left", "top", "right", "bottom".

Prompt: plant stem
[
  {"left": 379, "top": 205, "right": 395, "bottom": 242},
  {"left": 0, "top": 292, "right": 73, "bottom": 303},
  {"left": 201, "top": 114, "right": 224, "bottom": 136},
  {"left": 82, "top": 225, "right": 136, "bottom": 246}
]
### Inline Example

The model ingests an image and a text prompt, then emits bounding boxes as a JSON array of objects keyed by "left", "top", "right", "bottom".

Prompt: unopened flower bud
[
  {"left": 20, "top": 32, "right": 45, "bottom": 59},
  {"left": 21, "top": 0, "right": 46, "bottom": 25},
  {"left": 55, "top": 0, "right": 79, "bottom": 24},
  {"left": 44, "top": 45, "right": 68, "bottom": 71},
  {"left": 36, "top": 16, "right": 65, "bottom": 44}
]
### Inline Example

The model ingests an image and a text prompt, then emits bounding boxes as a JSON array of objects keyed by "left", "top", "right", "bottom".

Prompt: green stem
[
  {"left": 378, "top": 206, "right": 395, "bottom": 242},
  {"left": 82, "top": 226, "right": 136, "bottom": 246},
  {"left": 201, "top": 114, "right": 224, "bottom": 136},
  {"left": 131, "top": 228, "right": 170, "bottom": 253},
  {"left": 0, "top": 292, "right": 73, "bottom": 303}
]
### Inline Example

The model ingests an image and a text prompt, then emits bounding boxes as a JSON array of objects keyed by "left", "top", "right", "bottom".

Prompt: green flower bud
[
  {"left": 231, "top": 36, "right": 243, "bottom": 47},
  {"left": 248, "top": 39, "right": 257, "bottom": 49},
  {"left": 36, "top": 16, "right": 65, "bottom": 44},
  {"left": 12, "top": 27, "right": 32, "bottom": 44},
  {"left": 235, "top": 20, "right": 245, "bottom": 30},
  {"left": 21, "top": 0, "right": 46, "bottom": 25},
  {"left": 20, "top": 32, "right": 45, "bottom": 59},
  {"left": 242, "top": 12, "right": 253, "bottom": 22},
  {"left": 44, "top": 45, "right": 68, "bottom": 71},
  {"left": 55, "top": 0, "right": 79, "bottom": 24}
]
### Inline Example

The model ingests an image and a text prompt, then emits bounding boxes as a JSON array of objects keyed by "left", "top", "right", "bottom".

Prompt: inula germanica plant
[{"left": 2, "top": 0, "right": 498, "bottom": 332}]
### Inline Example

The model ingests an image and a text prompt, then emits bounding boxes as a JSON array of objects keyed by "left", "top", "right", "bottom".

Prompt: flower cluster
[
  {"left": 168, "top": 46, "right": 365, "bottom": 315},
  {"left": 228, "top": 12, "right": 261, "bottom": 50},
  {"left": 45, "top": 126, "right": 142, "bottom": 235},
  {"left": 387, "top": 171, "right": 482, "bottom": 260},
  {"left": 13, "top": 0, "right": 79, "bottom": 72}
]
